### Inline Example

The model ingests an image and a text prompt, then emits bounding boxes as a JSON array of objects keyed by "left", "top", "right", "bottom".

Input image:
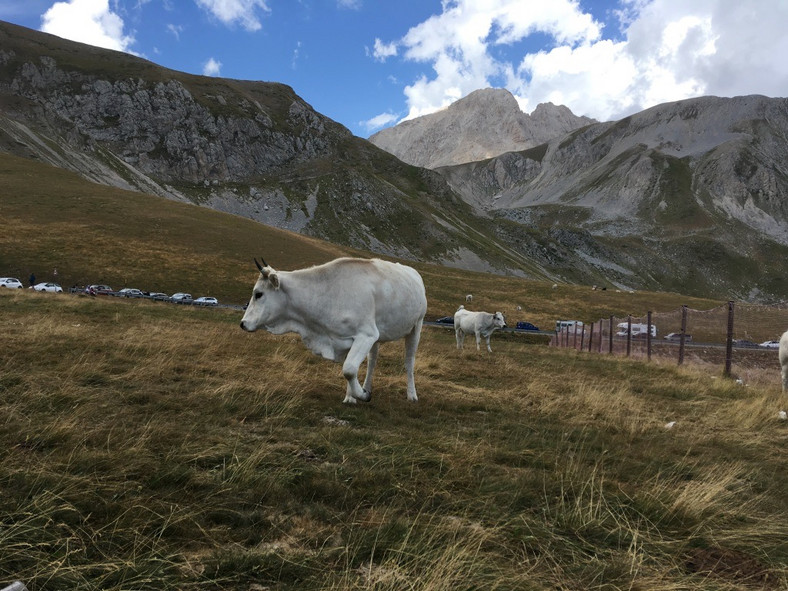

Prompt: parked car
[
  {"left": 194, "top": 296, "right": 218, "bottom": 306},
  {"left": 555, "top": 320, "right": 584, "bottom": 332},
  {"left": 147, "top": 292, "right": 170, "bottom": 301},
  {"left": 616, "top": 322, "right": 657, "bottom": 338},
  {"left": 32, "top": 282, "right": 63, "bottom": 293},
  {"left": 733, "top": 339, "right": 758, "bottom": 348},
  {"left": 664, "top": 332, "right": 692, "bottom": 342},
  {"left": 171, "top": 292, "right": 193, "bottom": 304},
  {"left": 0, "top": 277, "right": 23, "bottom": 289},
  {"left": 435, "top": 316, "right": 454, "bottom": 325},
  {"left": 117, "top": 288, "right": 144, "bottom": 298},
  {"left": 759, "top": 340, "right": 780, "bottom": 349},
  {"left": 86, "top": 284, "right": 113, "bottom": 295},
  {"left": 515, "top": 321, "right": 539, "bottom": 331}
]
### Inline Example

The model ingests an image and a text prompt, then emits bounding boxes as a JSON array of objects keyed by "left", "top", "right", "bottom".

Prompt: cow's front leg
[
  {"left": 485, "top": 335, "right": 493, "bottom": 353},
  {"left": 342, "top": 334, "right": 377, "bottom": 403},
  {"left": 361, "top": 341, "right": 380, "bottom": 398},
  {"left": 475, "top": 332, "right": 482, "bottom": 351}
]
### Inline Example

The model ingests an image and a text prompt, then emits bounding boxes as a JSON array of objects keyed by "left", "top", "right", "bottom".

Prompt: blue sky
[{"left": 1, "top": 1, "right": 787, "bottom": 138}]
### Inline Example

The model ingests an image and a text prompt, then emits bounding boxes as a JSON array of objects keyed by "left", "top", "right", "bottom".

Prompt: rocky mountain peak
[{"left": 368, "top": 88, "right": 595, "bottom": 169}]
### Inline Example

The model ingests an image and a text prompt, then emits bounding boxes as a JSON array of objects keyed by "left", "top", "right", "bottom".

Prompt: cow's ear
[{"left": 268, "top": 272, "right": 280, "bottom": 290}]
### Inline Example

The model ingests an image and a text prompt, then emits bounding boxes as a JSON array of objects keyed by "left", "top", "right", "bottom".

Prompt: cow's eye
[{"left": 254, "top": 291, "right": 263, "bottom": 300}]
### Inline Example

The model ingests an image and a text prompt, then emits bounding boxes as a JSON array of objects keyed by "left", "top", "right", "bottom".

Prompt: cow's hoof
[
  {"left": 342, "top": 396, "right": 358, "bottom": 404},
  {"left": 358, "top": 388, "right": 372, "bottom": 402}
]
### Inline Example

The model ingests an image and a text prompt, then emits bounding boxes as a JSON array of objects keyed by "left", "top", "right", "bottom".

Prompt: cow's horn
[{"left": 254, "top": 258, "right": 263, "bottom": 272}]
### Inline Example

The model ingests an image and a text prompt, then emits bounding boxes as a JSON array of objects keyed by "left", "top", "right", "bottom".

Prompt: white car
[
  {"left": 171, "top": 292, "right": 193, "bottom": 304},
  {"left": 759, "top": 340, "right": 780, "bottom": 349},
  {"left": 117, "top": 288, "right": 144, "bottom": 298},
  {"left": 0, "top": 277, "right": 23, "bottom": 289},
  {"left": 194, "top": 296, "right": 219, "bottom": 306},
  {"left": 32, "top": 282, "right": 63, "bottom": 293}
]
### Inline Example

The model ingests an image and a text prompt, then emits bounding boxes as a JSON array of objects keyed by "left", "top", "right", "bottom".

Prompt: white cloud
[
  {"left": 337, "top": 0, "right": 362, "bottom": 9},
  {"left": 377, "top": 0, "right": 788, "bottom": 124},
  {"left": 291, "top": 40, "right": 302, "bottom": 70},
  {"left": 40, "top": 0, "right": 136, "bottom": 53},
  {"left": 166, "top": 23, "right": 183, "bottom": 41},
  {"left": 372, "top": 38, "right": 397, "bottom": 62},
  {"left": 203, "top": 57, "right": 222, "bottom": 76},
  {"left": 195, "top": 0, "right": 270, "bottom": 32},
  {"left": 361, "top": 111, "right": 400, "bottom": 133}
]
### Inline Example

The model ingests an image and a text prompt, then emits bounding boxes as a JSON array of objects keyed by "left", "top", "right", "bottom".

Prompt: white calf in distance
[{"left": 454, "top": 305, "right": 507, "bottom": 352}]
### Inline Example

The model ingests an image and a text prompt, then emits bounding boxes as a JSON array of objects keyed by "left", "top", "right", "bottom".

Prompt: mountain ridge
[
  {"left": 1, "top": 20, "right": 786, "bottom": 301},
  {"left": 368, "top": 88, "right": 596, "bottom": 169}
]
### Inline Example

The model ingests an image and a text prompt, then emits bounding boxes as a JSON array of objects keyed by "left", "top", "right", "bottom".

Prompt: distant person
[
  {"left": 53, "top": 268, "right": 58, "bottom": 279},
  {"left": 28, "top": 272, "right": 35, "bottom": 287}
]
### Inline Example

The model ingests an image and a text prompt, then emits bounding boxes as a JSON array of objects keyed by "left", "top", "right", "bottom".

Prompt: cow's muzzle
[{"left": 240, "top": 320, "right": 253, "bottom": 332}]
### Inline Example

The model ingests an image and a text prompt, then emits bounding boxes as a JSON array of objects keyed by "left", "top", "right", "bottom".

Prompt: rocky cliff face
[
  {"left": 368, "top": 88, "right": 595, "bottom": 169},
  {"left": 436, "top": 94, "right": 788, "bottom": 300},
  {"left": 0, "top": 20, "right": 540, "bottom": 277}
]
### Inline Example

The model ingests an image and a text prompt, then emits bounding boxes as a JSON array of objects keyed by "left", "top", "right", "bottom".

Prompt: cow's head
[
  {"left": 239, "top": 258, "right": 284, "bottom": 332},
  {"left": 493, "top": 312, "right": 507, "bottom": 329}
]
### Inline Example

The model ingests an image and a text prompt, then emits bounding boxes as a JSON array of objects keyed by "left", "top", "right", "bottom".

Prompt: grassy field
[
  {"left": 1, "top": 289, "right": 786, "bottom": 590},
  {"left": 2, "top": 151, "right": 787, "bottom": 589}
]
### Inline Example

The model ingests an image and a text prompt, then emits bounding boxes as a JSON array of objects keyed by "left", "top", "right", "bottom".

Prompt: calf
[{"left": 454, "top": 305, "right": 507, "bottom": 352}]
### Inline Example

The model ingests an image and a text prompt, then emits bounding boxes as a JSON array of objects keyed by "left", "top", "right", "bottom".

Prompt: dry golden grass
[{"left": 1, "top": 285, "right": 786, "bottom": 591}]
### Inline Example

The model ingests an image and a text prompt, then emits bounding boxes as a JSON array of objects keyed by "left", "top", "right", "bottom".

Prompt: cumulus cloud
[
  {"left": 372, "top": 38, "right": 398, "bottom": 62},
  {"left": 361, "top": 111, "right": 400, "bottom": 133},
  {"left": 376, "top": 0, "right": 788, "bottom": 124},
  {"left": 203, "top": 57, "right": 222, "bottom": 76},
  {"left": 40, "top": 0, "right": 136, "bottom": 53},
  {"left": 195, "top": 0, "right": 270, "bottom": 32}
]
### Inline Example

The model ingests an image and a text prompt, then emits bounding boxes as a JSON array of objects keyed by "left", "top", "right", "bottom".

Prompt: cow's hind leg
[
  {"left": 455, "top": 328, "right": 464, "bottom": 349},
  {"left": 361, "top": 341, "right": 380, "bottom": 399},
  {"left": 404, "top": 320, "right": 423, "bottom": 402},
  {"left": 342, "top": 334, "right": 377, "bottom": 403}
]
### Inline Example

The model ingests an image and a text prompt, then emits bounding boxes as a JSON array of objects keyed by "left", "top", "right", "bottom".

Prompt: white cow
[
  {"left": 779, "top": 330, "right": 788, "bottom": 392},
  {"left": 465, "top": 294, "right": 473, "bottom": 303},
  {"left": 454, "top": 305, "right": 507, "bottom": 352},
  {"left": 240, "top": 257, "right": 427, "bottom": 404}
]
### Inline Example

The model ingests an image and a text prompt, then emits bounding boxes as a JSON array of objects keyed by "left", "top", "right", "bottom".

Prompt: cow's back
[
  {"left": 367, "top": 259, "right": 427, "bottom": 340},
  {"left": 455, "top": 308, "right": 479, "bottom": 333},
  {"left": 290, "top": 258, "right": 426, "bottom": 342}
]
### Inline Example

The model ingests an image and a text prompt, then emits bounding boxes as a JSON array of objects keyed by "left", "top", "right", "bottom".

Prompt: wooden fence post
[
  {"left": 678, "top": 305, "right": 688, "bottom": 365},
  {"left": 588, "top": 322, "right": 594, "bottom": 352},
  {"left": 598, "top": 321, "right": 603, "bottom": 353},
  {"left": 724, "top": 301, "right": 734, "bottom": 377},
  {"left": 626, "top": 315, "right": 632, "bottom": 357},
  {"left": 609, "top": 315, "right": 614, "bottom": 354}
]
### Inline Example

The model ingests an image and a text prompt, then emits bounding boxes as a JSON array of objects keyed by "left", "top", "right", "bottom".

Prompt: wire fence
[{"left": 550, "top": 301, "right": 788, "bottom": 378}]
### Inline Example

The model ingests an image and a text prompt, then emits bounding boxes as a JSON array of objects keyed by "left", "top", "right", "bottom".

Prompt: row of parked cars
[
  {"left": 1, "top": 277, "right": 63, "bottom": 292},
  {"left": 0, "top": 277, "right": 219, "bottom": 305},
  {"left": 84, "top": 284, "right": 219, "bottom": 305}
]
